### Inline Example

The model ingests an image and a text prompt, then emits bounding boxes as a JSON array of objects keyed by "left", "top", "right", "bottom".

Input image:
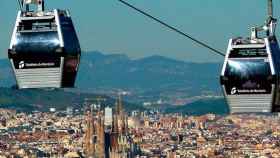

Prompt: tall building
[
  {"left": 97, "top": 112, "right": 105, "bottom": 158},
  {"left": 84, "top": 109, "right": 105, "bottom": 158},
  {"left": 66, "top": 107, "right": 73, "bottom": 116},
  {"left": 109, "top": 94, "right": 133, "bottom": 158},
  {"left": 111, "top": 115, "right": 119, "bottom": 148},
  {"left": 115, "top": 94, "right": 128, "bottom": 135},
  {"left": 84, "top": 95, "right": 135, "bottom": 158},
  {"left": 84, "top": 110, "right": 96, "bottom": 157},
  {"left": 105, "top": 107, "right": 113, "bottom": 127},
  {"left": 116, "top": 94, "right": 123, "bottom": 116}
]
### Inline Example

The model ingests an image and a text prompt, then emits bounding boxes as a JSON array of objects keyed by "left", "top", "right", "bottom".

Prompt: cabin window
[
  {"left": 224, "top": 59, "right": 272, "bottom": 94},
  {"left": 18, "top": 19, "right": 57, "bottom": 32},
  {"left": 14, "top": 31, "right": 60, "bottom": 54}
]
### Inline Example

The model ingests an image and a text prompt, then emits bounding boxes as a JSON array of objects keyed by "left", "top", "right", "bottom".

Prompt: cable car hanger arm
[
  {"left": 16, "top": 0, "right": 45, "bottom": 12},
  {"left": 118, "top": 0, "right": 225, "bottom": 57},
  {"left": 251, "top": 0, "right": 277, "bottom": 39}
]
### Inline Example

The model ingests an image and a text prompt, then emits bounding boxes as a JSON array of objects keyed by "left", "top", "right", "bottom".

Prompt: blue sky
[{"left": 1, "top": 0, "right": 280, "bottom": 62}]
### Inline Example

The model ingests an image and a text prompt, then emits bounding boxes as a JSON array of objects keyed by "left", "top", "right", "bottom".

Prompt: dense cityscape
[
  {"left": 1, "top": 0, "right": 280, "bottom": 158},
  {"left": 0, "top": 95, "right": 280, "bottom": 158}
]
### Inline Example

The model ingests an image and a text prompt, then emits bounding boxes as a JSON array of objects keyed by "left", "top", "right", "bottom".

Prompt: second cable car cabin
[
  {"left": 220, "top": 36, "right": 280, "bottom": 113},
  {"left": 8, "top": 0, "right": 81, "bottom": 89},
  {"left": 221, "top": 0, "right": 280, "bottom": 114}
]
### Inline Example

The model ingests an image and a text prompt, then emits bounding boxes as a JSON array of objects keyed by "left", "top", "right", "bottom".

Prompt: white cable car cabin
[
  {"left": 8, "top": 0, "right": 81, "bottom": 89},
  {"left": 220, "top": 0, "right": 280, "bottom": 113}
]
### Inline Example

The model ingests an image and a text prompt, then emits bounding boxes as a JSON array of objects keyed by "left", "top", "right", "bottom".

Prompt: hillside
[
  {"left": 165, "top": 98, "right": 229, "bottom": 115},
  {"left": 77, "top": 52, "right": 222, "bottom": 95},
  {"left": 0, "top": 51, "right": 227, "bottom": 114},
  {"left": 0, "top": 88, "right": 144, "bottom": 112},
  {"left": 0, "top": 51, "right": 222, "bottom": 95}
]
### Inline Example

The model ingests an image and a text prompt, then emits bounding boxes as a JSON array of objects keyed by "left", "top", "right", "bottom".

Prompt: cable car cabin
[
  {"left": 8, "top": 8, "right": 81, "bottom": 89},
  {"left": 220, "top": 37, "right": 280, "bottom": 113}
]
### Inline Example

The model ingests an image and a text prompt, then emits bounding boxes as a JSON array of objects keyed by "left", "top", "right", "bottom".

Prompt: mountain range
[
  {"left": 0, "top": 51, "right": 223, "bottom": 93},
  {"left": 0, "top": 87, "right": 145, "bottom": 112},
  {"left": 76, "top": 51, "right": 222, "bottom": 96},
  {"left": 0, "top": 51, "right": 228, "bottom": 114}
]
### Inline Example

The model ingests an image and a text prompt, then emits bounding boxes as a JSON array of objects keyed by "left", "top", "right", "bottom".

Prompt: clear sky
[{"left": 1, "top": 0, "right": 280, "bottom": 62}]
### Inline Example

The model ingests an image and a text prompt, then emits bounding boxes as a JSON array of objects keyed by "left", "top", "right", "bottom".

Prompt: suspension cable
[{"left": 118, "top": 0, "right": 225, "bottom": 57}]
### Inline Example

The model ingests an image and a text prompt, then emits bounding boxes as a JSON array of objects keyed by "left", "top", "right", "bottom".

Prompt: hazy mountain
[
  {"left": 76, "top": 51, "right": 222, "bottom": 95},
  {"left": 0, "top": 88, "right": 144, "bottom": 112},
  {"left": 0, "top": 51, "right": 222, "bottom": 94},
  {"left": 0, "top": 51, "right": 227, "bottom": 114},
  {"left": 165, "top": 98, "right": 229, "bottom": 115}
]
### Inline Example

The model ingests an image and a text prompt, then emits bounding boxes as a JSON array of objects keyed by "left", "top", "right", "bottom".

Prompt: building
[{"left": 105, "top": 107, "right": 113, "bottom": 128}]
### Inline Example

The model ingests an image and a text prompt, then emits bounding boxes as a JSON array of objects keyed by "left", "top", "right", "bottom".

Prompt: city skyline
[
  {"left": 1, "top": 107, "right": 280, "bottom": 157},
  {"left": 1, "top": 1, "right": 280, "bottom": 157},
  {"left": 1, "top": 0, "right": 280, "bottom": 62}
]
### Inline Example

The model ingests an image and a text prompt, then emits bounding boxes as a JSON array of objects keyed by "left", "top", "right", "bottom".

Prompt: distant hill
[
  {"left": 0, "top": 86, "right": 229, "bottom": 115},
  {"left": 77, "top": 51, "right": 222, "bottom": 96},
  {"left": 165, "top": 98, "right": 229, "bottom": 115},
  {"left": 0, "top": 51, "right": 225, "bottom": 114},
  {"left": 0, "top": 88, "right": 144, "bottom": 112},
  {"left": 0, "top": 51, "right": 222, "bottom": 96}
]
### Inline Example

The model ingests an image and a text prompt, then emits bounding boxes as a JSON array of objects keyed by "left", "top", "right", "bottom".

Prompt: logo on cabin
[
  {"left": 19, "top": 61, "right": 25, "bottom": 69},
  {"left": 231, "top": 87, "right": 237, "bottom": 95}
]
